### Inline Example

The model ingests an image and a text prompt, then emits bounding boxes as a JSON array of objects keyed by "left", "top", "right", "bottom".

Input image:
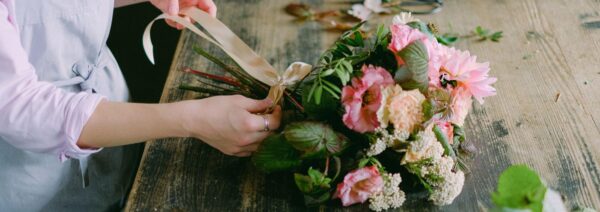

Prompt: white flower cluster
[
  {"left": 402, "top": 130, "right": 465, "bottom": 206},
  {"left": 366, "top": 127, "right": 410, "bottom": 156},
  {"left": 401, "top": 130, "right": 444, "bottom": 164},
  {"left": 423, "top": 157, "right": 465, "bottom": 205},
  {"left": 369, "top": 173, "right": 406, "bottom": 211}
]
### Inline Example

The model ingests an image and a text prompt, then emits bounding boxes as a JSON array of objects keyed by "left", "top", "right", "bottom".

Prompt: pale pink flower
[
  {"left": 342, "top": 65, "right": 394, "bottom": 133},
  {"left": 388, "top": 88, "right": 426, "bottom": 135},
  {"left": 449, "top": 88, "right": 472, "bottom": 126},
  {"left": 438, "top": 47, "right": 497, "bottom": 104},
  {"left": 335, "top": 166, "right": 384, "bottom": 206},
  {"left": 388, "top": 24, "right": 443, "bottom": 86},
  {"left": 348, "top": 4, "right": 372, "bottom": 21}
]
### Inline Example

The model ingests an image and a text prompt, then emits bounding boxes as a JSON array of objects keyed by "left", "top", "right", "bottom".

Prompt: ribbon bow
[{"left": 143, "top": 8, "right": 312, "bottom": 107}]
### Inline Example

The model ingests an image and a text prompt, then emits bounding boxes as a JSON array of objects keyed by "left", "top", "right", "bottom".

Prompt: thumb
[{"left": 236, "top": 96, "right": 273, "bottom": 113}]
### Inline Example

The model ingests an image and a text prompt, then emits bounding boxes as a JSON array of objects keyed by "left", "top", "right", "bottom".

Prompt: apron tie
[
  {"left": 52, "top": 49, "right": 110, "bottom": 188},
  {"left": 53, "top": 49, "right": 110, "bottom": 93}
]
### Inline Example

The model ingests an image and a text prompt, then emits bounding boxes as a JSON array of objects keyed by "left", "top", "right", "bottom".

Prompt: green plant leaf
[
  {"left": 397, "top": 40, "right": 430, "bottom": 92},
  {"left": 294, "top": 173, "right": 314, "bottom": 193},
  {"left": 492, "top": 165, "right": 547, "bottom": 212},
  {"left": 452, "top": 123, "right": 466, "bottom": 148},
  {"left": 436, "top": 33, "right": 459, "bottom": 46},
  {"left": 314, "top": 85, "right": 323, "bottom": 105},
  {"left": 490, "top": 31, "right": 504, "bottom": 42},
  {"left": 475, "top": 26, "right": 489, "bottom": 37},
  {"left": 252, "top": 134, "right": 302, "bottom": 173},
  {"left": 295, "top": 167, "right": 333, "bottom": 206},
  {"left": 433, "top": 125, "right": 457, "bottom": 158},
  {"left": 302, "top": 83, "right": 339, "bottom": 119},
  {"left": 284, "top": 122, "right": 348, "bottom": 156}
]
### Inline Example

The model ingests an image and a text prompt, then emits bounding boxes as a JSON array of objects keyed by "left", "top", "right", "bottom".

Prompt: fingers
[
  {"left": 166, "top": 0, "right": 180, "bottom": 15},
  {"left": 241, "top": 106, "right": 282, "bottom": 133},
  {"left": 234, "top": 95, "right": 274, "bottom": 114},
  {"left": 197, "top": 0, "right": 218, "bottom": 17}
]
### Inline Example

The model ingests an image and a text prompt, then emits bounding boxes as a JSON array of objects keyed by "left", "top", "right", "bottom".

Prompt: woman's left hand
[{"left": 150, "top": 0, "right": 217, "bottom": 29}]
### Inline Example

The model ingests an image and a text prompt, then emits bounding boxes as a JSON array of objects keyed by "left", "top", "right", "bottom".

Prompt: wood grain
[{"left": 126, "top": 0, "right": 600, "bottom": 211}]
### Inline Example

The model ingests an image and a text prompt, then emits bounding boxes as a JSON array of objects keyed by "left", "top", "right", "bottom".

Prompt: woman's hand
[
  {"left": 177, "top": 95, "right": 282, "bottom": 157},
  {"left": 150, "top": 0, "right": 217, "bottom": 30}
]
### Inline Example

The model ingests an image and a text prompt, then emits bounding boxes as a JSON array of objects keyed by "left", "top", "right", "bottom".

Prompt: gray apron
[{"left": 0, "top": 1, "right": 138, "bottom": 211}]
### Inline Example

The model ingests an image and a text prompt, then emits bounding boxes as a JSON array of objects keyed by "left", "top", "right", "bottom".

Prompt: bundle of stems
[{"left": 180, "top": 45, "right": 305, "bottom": 111}]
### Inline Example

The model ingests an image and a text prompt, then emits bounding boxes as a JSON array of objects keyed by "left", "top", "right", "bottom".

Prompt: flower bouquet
[{"left": 179, "top": 13, "right": 496, "bottom": 210}]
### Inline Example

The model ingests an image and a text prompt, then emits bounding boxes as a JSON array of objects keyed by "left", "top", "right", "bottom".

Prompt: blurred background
[{"left": 108, "top": 2, "right": 179, "bottom": 103}]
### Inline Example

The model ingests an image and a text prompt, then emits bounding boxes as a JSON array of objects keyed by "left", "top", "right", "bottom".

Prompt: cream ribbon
[{"left": 143, "top": 8, "right": 312, "bottom": 106}]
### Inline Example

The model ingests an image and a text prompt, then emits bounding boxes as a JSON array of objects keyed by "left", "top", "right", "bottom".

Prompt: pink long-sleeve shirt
[{"left": 0, "top": 0, "right": 103, "bottom": 161}]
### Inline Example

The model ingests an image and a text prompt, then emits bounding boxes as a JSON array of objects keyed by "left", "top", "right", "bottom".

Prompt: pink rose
[
  {"left": 334, "top": 166, "right": 384, "bottom": 206},
  {"left": 342, "top": 65, "right": 394, "bottom": 133}
]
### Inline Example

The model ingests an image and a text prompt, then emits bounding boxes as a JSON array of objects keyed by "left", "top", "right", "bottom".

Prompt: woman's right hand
[{"left": 176, "top": 95, "right": 282, "bottom": 157}]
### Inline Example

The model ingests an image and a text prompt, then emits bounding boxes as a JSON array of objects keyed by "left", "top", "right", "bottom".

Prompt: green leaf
[
  {"left": 294, "top": 173, "right": 314, "bottom": 193},
  {"left": 353, "top": 31, "right": 364, "bottom": 47},
  {"left": 314, "top": 85, "right": 323, "bottom": 105},
  {"left": 452, "top": 124, "right": 466, "bottom": 147},
  {"left": 433, "top": 125, "right": 457, "bottom": 158},
  {"left": 436, "top": 33, "right": 459, "bottom": 46},
  {"left": 422, "top": 100, "right": 434, "bottom": 121},
  {"left": 302, "top": 83, "right": 339, "bottom": 119},
  {"left": 295, "top": 167, "right": 334, "bottom": 206},
  {"left": 284, "top": 122, "right": 348, "bottom": 156},
  {"left": 492, "top": 165, "right": 547, "bottom": 212},
  {"left": 475, "top": 26, "right": 490, "bottom": 37},
  {"left": 490, "top": 31, "right": 504, "bottom": 42},
  {"left": 306, "top": 82, "right": 317, "bottom": 103},
  {"left": 320, "top": 68, "right": 336, "bottom": 77},
  {"left": 397, "top": 40, "right": 430, "bottom": 92},
  {"left": 358, "top": 158, "right": 370, "bottom": 168},
  {"left": 322, "top": 80, "right": 341, "bottom": 94},
  {"left": 322, "top": 85, "right": 340, "bottom": 99},
  {"left": 252, "top": 134, "right": 302, "bottom": 173}
]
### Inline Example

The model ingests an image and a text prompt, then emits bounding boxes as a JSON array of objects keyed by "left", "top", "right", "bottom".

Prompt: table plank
[{"left": 126, "top": 0, "right": 600, "bottom": 210}]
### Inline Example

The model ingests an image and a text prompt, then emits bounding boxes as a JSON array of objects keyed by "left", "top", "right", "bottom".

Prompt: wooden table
[{"left": 126, "top": 0, "right": 600, "bottom": 210}]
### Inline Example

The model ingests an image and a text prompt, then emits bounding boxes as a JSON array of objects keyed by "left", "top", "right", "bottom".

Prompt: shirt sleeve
[{"left": 0, "top": 2, "right": 104, "bottom": 161}]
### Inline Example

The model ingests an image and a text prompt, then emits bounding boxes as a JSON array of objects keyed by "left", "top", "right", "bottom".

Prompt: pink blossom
[
  {"left": 388, "top": 24, "right": 443, "bottom": 86},
  {"left": 438, "top": 47, "right": 497, "bottom": 104},
  {"left": 335, "top": 166, "right": 384, "bottom": 206},
  {"left": 449, "top": 88, "right": 473, "bottom": 126},
  {"left": 342, "top": 65, "right": 394, "bottom": 133}
]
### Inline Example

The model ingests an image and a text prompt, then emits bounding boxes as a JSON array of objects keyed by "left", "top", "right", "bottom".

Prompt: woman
[{"left": 0, "top": 0, "right": 281, "bottom": 210}]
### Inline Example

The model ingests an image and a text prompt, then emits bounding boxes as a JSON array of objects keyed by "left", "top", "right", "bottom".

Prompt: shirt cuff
[{"left": 60, "top": 92, "right": 106, "bottom": 162}]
